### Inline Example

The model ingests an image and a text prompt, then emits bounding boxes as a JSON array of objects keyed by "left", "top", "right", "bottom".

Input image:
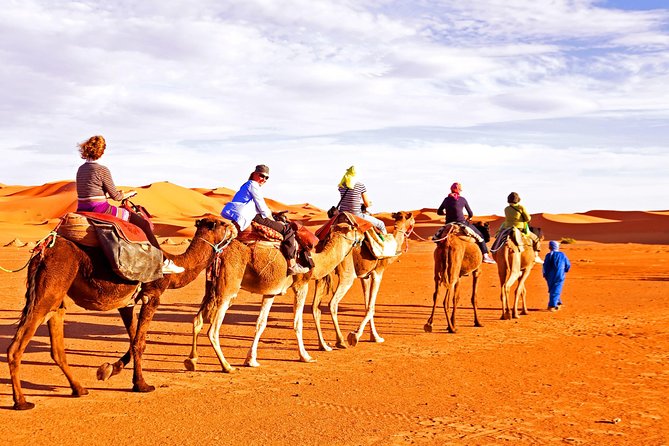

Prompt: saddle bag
[
  {"left": 92, "top": 221, "right": 163, "bottom": 282},
  {"left": 291, "top": 221, "right": 319, "bottom": 251}
]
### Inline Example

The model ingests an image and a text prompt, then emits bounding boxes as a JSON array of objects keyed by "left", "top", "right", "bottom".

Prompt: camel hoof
[
  {"left": 96, "top": 363, "right": 114, "bottom": 381},
  {"left": 423, "top": 324, "right": 433, "bottom": 333},
  {"left": 371, "top": 336, "right": 385, "bottom": 343},
  {"left": 13, "top": 401, "right": 35, "bottom": 411},
  {"left": 132, "top": 383, "right": 156, "bottom": 393},
  {"left": 521, "top": 310, "right": 529, "bottom": 316},
  {"left": 245, "top": 358, "right": 260, "bottom": 368},
  {"left": 347, "top": 332, "right": 358, "bottom": 347},
  {"left": 334, "top": 341, "right": 348, "bottom": 349},
  {"left": 300, "top": 356, "right": 316, "bottom": 363},
  {"left": 72, "top": 387, "right": 89, "bottom": 397},
  {"left": 319, "top": 343, "right": 334, "bottom": 352},
  {"left": 447, "top": 327, "right": 458, "bottom": 334},
  {"left": 475, "top": 322, "right": 484, "bottom": 328},
  {"left": 184, "top": 357, "right": 197, "bottom": 371},
  {"left": 223, "top": 366, "right": 237, "bottom": 374}
]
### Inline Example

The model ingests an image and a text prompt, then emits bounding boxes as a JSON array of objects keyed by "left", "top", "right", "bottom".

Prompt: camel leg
[
  {"left": 425, "top": 275, "right": 442, "bottom": 333},
  {"left": 312, "top": 279, "right": 332, "bottom": 352},
  {"left": 130, "top": 293, "right": 161, "bottom": 393},
  {"left": 293, "top": 284, "right": 315, "bottom": 363},
  {"left": 368, "top": 276, "right": 385, "bottom": 343},
  {"left": 47, "top": 306, "right": 88, "bottom": 397},
  {"left": 347, "top": 275, "right": 371, "bottom": 346},
  {"left": 443, "top": 283, "right": 457, "bottom": 333},
  {"left": 471, "top": 269, "right": 483, "bottom": 327},
  {"left": 206, "top": 297, "right": 236, "bottom": 372},
  {"left": 184, "top": 308, "right": 205, "bottom": 371},
  {"left": 520, "top": 285, "right": 529, "bottom": 315},
  {"left": 329, "top": 266, "right": 356, "bottom": 348},
  {"left": 8, "top": 258, "right": 72, "bottom": 410},
  {"left": 245, "top": 295, "right": 275, "bottom": 368},
  {"left": 449, "top": 280, "right": 461, "bottom": 331},
  {"left": 7, "top": 307, "right": 52, "bottom": 410},
  {"left": 349, "top": 272, "right": 384, "bottom": 346},
  {"left": 516, "top": 269, "right": 531, "bottom": 316},
  {"left": 98, "top": 305, "right": 136, "bottom": 381}
]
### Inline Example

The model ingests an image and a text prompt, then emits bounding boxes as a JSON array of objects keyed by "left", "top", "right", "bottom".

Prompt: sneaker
[
  {"left": 162, "top": 258, "right": 185, "bottom": 274},
  {"left": 534, "top": 254, "right": 544, "bottom": 264},
  {"left": 287, "top": 263, "right": 310, "bottom": 275},
  {"left": 548, "top": 306, "right": 559, "bottom": 312},
  {"left": 483, "top": 253, "right": 496, "bottom": 264}
]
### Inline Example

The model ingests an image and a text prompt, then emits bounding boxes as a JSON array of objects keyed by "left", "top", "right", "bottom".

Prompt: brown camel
[
  {"left": 493, "top": 228, "right": 524, "bottom": 320},
  {"left": 7, "top": 214, "right": 236, "bottom": 410},
  {"left": 312, "top": 211, "right": 415, "bottom": 350},
  {"left": 184, "top": 220, "right": 360, "bottom": 372},
  {"left": 505, "top": 228, "right": 544, "bottom": 317},
  {"left": 424, "top": 222, "right": 490, "bottom": 334}
]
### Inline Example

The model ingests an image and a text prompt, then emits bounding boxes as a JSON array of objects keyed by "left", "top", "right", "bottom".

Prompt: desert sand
[{"left": 1, "top": 181, "right": 668, "bottom": 445}]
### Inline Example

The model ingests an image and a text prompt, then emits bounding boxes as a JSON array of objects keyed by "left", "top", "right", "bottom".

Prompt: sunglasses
[{"left": 258, "top": 173, "right": 269, "bottom": 180}]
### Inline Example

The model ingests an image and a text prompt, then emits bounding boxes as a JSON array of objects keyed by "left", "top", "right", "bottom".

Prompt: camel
[
  {"left": 493, "top": 228, "right": 525, "bottom": 320},
  {"left": 184, "top": 219, "right": 360, "bottom": 372},
  {"left": 7, "top": 214, "right": 236, "bottom": 410},
  {"left": 423, "top": 222, "right": 491, "bottom": 334},
  {"left": 499, "top": 227, "right": 544, "bottom": 318},
  {"left": 312, "top": 211, "right": 415, "bottom": 351}
]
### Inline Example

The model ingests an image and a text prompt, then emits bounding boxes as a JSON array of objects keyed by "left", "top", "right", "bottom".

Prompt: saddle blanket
[
  {"left": 490, "top": 227, "right": 525, "bottom": 253},
  {"left": 433, "top": 222, "right": 483, "bottom": 243}
]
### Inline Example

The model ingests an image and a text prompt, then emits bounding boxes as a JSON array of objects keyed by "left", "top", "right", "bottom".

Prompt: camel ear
[
  {"left": 195, "top": 219, "right": 202, "bottom": 228},
  {"left": 405, "top": 212, "right": 412, "bottom": 219},
  {"left": 391, "top": 212, "right": 399, "bottom": 219}
]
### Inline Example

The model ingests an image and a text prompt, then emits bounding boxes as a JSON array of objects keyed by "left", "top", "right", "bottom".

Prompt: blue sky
[{"left": 1, "top": 0, "right": 667, "bottom": 215}]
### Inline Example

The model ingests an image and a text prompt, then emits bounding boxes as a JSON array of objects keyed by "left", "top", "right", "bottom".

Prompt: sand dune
[{"left": 1, "top": 181, "right": 668, "bottom": 245}]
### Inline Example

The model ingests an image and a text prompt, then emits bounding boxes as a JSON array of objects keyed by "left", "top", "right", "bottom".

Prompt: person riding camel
[
  {"left": 220, "top": 164, "right": 310, "bottom": 275},
  {"left": 75, "top": 135, "right": 184, "bottom": 274},
  {"left": 336, "top": 165, "right": 387, "bottom": 234},
  {"left": 500, "top": 192, "right": 543, "bottom": 264},
  {"left": 437, "top": 182, "right": 496, "bottom": 264}
]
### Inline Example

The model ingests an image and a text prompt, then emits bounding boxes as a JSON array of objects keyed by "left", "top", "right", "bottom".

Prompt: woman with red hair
[{"left": 75, "top": 135, "right": 183, "bottom": 274}]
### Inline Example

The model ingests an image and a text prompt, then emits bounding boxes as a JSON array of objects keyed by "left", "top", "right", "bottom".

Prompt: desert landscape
[{"left": 1, "top": 181, "right": 668, "bottom": 445}]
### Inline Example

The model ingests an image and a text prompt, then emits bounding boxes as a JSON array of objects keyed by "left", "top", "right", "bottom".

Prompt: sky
[{"left": 1, "top": 0, "right": 668, "bottom": 215}]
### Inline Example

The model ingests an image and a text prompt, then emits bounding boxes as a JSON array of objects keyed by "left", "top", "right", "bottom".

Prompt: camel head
[
  {"left": 194, "top": 214, "right": 238, "bottom": 246},
  {"left": 472, "top": 221, "right": 491, "bottom": 242},
  {"left": 391, "top": 211, "right": 415, "bottom": 232}
]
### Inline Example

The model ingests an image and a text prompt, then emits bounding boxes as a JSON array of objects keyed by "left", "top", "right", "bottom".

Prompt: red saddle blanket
[
  {"left": 236, "top": 221, "right": 284, "bottom": 245},
  {"left": 76, "top": 212, "right": 149, "bottom": 243}
]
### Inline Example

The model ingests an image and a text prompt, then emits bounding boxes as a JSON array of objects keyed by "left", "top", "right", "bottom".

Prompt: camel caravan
[{"left": 6, "top": 147, "right": 545, "bottom": 410}]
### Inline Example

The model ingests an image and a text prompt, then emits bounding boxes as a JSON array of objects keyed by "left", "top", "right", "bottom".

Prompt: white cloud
[{"left": 1, "top": 0, "right": 668, "bottom": 214}]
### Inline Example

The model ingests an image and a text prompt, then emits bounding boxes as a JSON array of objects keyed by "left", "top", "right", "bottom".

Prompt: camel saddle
[
  {"left": 315, "top": 211, "right": 374, "bottom": 240},
  {"left": 490, "top": 227, "right": 525, "bottom": 254},
  {"left": 56, "top": 212, "right": 150, "bottom": 247},
  {"left": 433, "top": 222, "right": 483, "bottom": 244},
  {"left": 56, "top": 212, "right": 163, "bottom": 282},
  {"left": 236, "top": 221, "right": 284, "bottom": 248}
]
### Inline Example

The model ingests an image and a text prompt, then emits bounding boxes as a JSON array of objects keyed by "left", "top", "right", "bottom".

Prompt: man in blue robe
[{"left": 543, "top": 240, "right": 571, "bottom": 311}]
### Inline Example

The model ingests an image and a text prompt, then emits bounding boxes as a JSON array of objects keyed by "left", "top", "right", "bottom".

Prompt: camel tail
[{"left": 19, "top": 256, "right": 43, "bottom": 326}]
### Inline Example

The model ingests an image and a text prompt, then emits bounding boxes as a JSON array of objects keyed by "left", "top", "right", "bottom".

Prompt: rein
[
  {"left": 198, "top": 235, "right": 234, "bottom": 255},
  {"left": 394, "top": 224, "right": 415, "bottom": 254},
  {"left": 0, "top": 232, "right": 58, "bottom": 273}
]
